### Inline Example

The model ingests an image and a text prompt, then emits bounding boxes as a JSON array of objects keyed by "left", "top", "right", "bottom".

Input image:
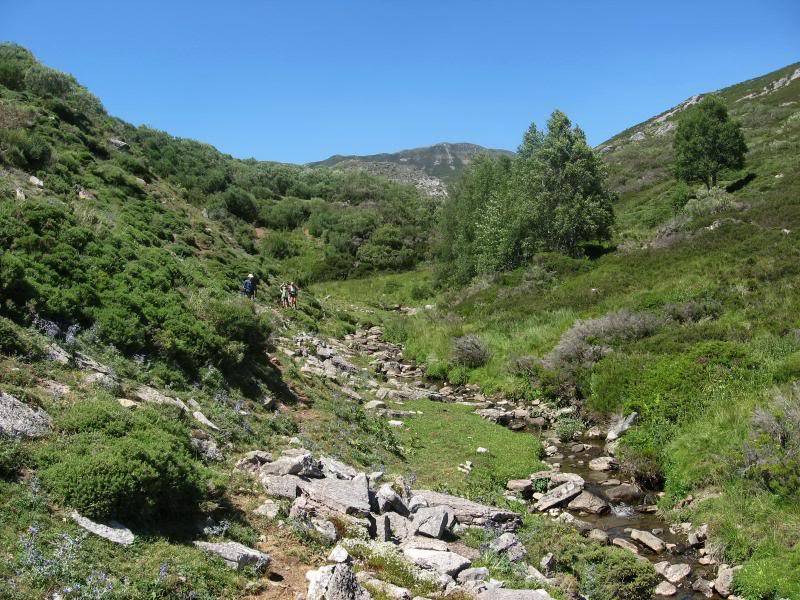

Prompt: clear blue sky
[{"left": 2, "top": 1, "right": 798, "bottom": 163}]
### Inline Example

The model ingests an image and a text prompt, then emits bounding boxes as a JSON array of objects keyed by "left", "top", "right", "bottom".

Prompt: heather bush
[
  {"left": 555, "top": 416, "right": 584, "bottom": 442},
  {"left": 745, "top": 385, "right": 800, "bottom": 499},
  {"left": 452, "top": 334, "right": 491, "bottom": 368},
  {"left": 0, "top": 438, "right": 26, "bottom": 479},
  {"left": 39, "top": 401, "right": 207, "bottom": 521},
  {"left": 544, "top": 309, "right": 662, "bottom": 372}
]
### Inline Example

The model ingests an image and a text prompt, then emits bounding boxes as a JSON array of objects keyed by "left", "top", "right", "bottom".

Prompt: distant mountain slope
[
  {"left": 597, "top": 61, "right": 800, "bottom": 240},
  {"left": 310, "top": 142, "right": 514, "bottom": 196}
]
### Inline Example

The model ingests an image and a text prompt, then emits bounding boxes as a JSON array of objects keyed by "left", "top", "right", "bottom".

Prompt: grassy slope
[{"left": 316, "top": 64, "right": 800, "bottom": 598}]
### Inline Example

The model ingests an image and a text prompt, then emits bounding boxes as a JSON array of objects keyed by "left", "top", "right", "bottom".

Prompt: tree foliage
[
  {"left": 673, "top": 95, "right": 747, "bottom": 189},
  {"left": 437, "top": 111, "right": 615, "bottom": 283}
]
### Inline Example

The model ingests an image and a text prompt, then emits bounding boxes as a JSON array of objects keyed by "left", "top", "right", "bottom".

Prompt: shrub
[
  {"left": 452, "top": 334, "right": 490, "bottom": 368},
  {"left": 570, "top": 544, "right": 659, "bottom": 600},
  {"left": 670, "top": 181, "right": 693, "bottom": 213},
  {"left": 555, "top": 416, "right": 584, "bottom": 442},
  {"left": 39, "top": 402, "right": 207, "bottom": 521},
  {"left": 0, "top": 317, "right": 42, "bottom": 358},
  {"left": 0, "top": 128, "right": 52, "bottom": 170},
  {"left": 545, "top": 310, "right": 662, "bottom": 373},
  {"left": 0, "top": 438, "right": 26, "bottom": 479},
  {"left": 24, "top": 64, "right": 75, "bottom": 98},
  {"left": 745, "top": 385, "right": 800, "bottom": 499},
  {"left": 774, "top": 351, "right": 800, "bottom": 384},
  {"left": 683, "top": 186, "right": 735, "bottom": 218}
]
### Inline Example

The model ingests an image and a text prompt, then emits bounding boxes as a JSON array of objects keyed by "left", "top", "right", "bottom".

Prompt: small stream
[{"left": 540, "top": 432, "right": 721, "bottom": 599}]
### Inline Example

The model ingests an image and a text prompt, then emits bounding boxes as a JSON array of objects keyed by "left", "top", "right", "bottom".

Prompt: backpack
[{"left": 243, "top": 279, "right": 254, "bottom": 293}]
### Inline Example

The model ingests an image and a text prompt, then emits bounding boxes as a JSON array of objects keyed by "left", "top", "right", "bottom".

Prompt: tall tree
[
  {"left": 673, "top": 95, "right": 747, "bottom": 189},
  {"left": 514, "top": 111, "right": 616, "bottom": 256}
]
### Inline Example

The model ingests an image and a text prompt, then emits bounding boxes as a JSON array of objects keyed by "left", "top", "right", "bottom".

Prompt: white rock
[
  {"left": 655, "top": 581, "right": 677, "bottom": 596},
  {"left": 0, "top": 392, "right": 52, "bottom": 438},
  {"left": 70, "top": 511, "right": 134, "bottom": 546},
  {"left": 402, "top": 547, "right": 471, "bottom": 577}
]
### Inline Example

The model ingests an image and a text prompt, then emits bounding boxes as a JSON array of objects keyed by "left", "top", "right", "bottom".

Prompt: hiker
[
  {"left": 288, "top": 281, "right": 298, "bottom": 308},
  {"left": 280, "top": 282, "right": 289, "bottom": 308},
  {"left": 242, "top": 273, "right": 257, "bottom": 300}
]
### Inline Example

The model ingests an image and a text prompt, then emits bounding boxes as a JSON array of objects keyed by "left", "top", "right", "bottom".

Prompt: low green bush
[
  {"left": 0, "top": 317, "right": 42, "bottom": 358},
  {"left": 0, "top": 438, "right": 26, "bottom": 479},
  {"left": 39, "top": 401, "right": 207, "bottom": 521},
  {"left": 554, "top": 416, "right": 584, "bottom": 442}
]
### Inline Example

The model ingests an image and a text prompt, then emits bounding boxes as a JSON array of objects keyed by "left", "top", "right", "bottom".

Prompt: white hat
[{"left": 248, "top": 273, "right": 254, "bottom": 278}]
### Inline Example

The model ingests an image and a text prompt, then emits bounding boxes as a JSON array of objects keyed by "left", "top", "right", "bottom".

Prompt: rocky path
[{"left": 269, "top": 327, "right": 742, "bottom": 599}]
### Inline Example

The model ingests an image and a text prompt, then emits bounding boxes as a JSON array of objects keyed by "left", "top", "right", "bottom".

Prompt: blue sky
[{"left": 2, "top": 1, "right": 798, "bottom": 163}]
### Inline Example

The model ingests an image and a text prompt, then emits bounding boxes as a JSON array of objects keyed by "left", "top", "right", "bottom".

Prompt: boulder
[
  {"left": 306, "top": 563, "right": 372, "bottom": 600},
  {"left": 384, "top": 512, "right": 415, "bottom": 541},
  {"left": 603, "top": 483, "right": 643, "bottom": 504},
  {"left": 457, "top": 567, "right": 489, "bottom": 583},
  {"left": 328, "top": 545, "right": 352, "bottom": 564},
  {"left": 402, "top": 547, "right": 471, "bottom": 577},
  {"left": 364, "top": 400, "right": 387, "bottom": 411},
  {"left": 70, "top": 511, "right": 134, "bottom": 546},
  {"left": 606, "top": 412, "right": 637, "bottom": 441},
  {"left": 192, "top": 410, "right": 219, "bottom": 431},
  {"left": 133, "top": 385, "right": 189, "bottom": 412},
  {"left": 262, "top": 448, "right": 323, "bottom": 477},
  {"left": 534, "top": 481, "right": 583, "bottom": 511},
  {"left": 321, "top": 455, "right": 359, "bottom": 480},
  {"left": 588, "top": 456, "right": 618, "bottom": 472},
  {"left": 411, "top": 506, "right": 452, "bottom": 539},
  {"left": 193, "top": 541, "right": 270, "bottom": 571},
  {"left": 714, "top": 564, "right": 741, "bottom": 597},
  {"left": 360, "top": 577, "right": 410, "bottom": 600},
  {"left": 612, "top": 537, "right": 639, "bottom": 554},
  {"left": 411, "top": 489, "right": 521, "bottom": 531},
  {"left": 312, "top": 518, "right": 339, "bottom": 543},
  {"left": 654, "top": 562, "right": 691, "bottom": 584},
  {"left": 588, "top": 528, "right": 609, "bottom": 544},
  {"left": 476, "top": 589, "right": 554, "bottom": 600},
  {"left": 655, "top": 581, "right": 677, "bottom": 596},
  {"left": 376, "top": 483, "right": 409, "bottom": 516},
  {"left": 29, "top": 175, "right": 44, "bottom": 187},
  {"left": 567, "top": 491, "right": 609, "bottom": 514},
  {"left": 253, "top": 500, "right": 279, "bottom": 519},
  {"left": 301, "top": 473, "right": 372, "bottom": 518},
  {"left": 630, "top": 529, "right": 666, "bottom": 553},
  {"left": 488, "top": 532, "right": 527, "bottom": 562},
  {"left": 261, "top": 474, "right": 304, "bottom": 499},
  {"left": 236, "top": 450, "right": 273, "bottom": 473},
  {"left": 506, "top": 479, "right": 533, "bottom": 498},
  {"left": 0, "top": 392, "right": 52, "bottom": 438},
  {"left": 692, "top": 577, "right": 714, "bottom": 598}
]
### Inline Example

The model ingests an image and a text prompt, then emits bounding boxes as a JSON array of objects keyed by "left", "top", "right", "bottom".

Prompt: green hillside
[
  {"left": 2, "top": 40, "right": 800, "bottom": 600},
  {"left": 318, "top": 61, "right": 800, "bottom": 598}
]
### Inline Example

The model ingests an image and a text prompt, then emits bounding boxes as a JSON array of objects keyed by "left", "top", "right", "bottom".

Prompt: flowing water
[{"left": 540, "top": 432, "right": 723, "bottom": 599}]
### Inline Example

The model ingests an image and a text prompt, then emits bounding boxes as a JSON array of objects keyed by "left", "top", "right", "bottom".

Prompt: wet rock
[
  {"left": 607, "top": 412, "right": 637, "bottom": 441},
  {"left": 692, "top": 577, "right": 714, "bottom": 598},
  {"left": 402, "top": 547, "right": 471, "bottom": 577},
  {"left": 0, "top": 392, "right": 52, "bottom": 438},
  {"left": 655, "top": 581, "right": 677, "bottom": 596},
  {"left": 588, "top": 528, "right": 609, "bottom": 544},
  {"left": 654, "top": 561, "right": 691, "bottom": 584},
  {"left": 630, "top": 529, "right": 666, "bottom": 552},
  {"left": 306, "top": 563, "right": 372, "bottom": 600},
  {"left": 603, "top": 482, "right": 644, "bottom": 504},
  {"left": 567, "top": 491, "right": 609, "bottom": 514},
  {"left": 714, "top": 564, "right": 741, "bottom": 597},
  {"left": 70, "top": 511, "right": 134, "bottom": 546},
  {"left": 489, "top": 532, "right": 527, "bottom": 562},
  {"left": 194, "top": 541, "right": 270, "bottom": 571},
  {"left": 612, "top": 537, "right": 639, "bottom": 554},
  {"left": 588, "top": 456, "right": 618, "bottom": 472},
  {"left": 534, "top": 481, "right": 583, "bottom": 511}
]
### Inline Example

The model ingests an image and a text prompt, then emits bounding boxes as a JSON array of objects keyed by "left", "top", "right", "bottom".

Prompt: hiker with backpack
[
  {"left": 288, "top": 281, "right": 298, "bottom": 308},
  {"left": 280, "top": 282, "right": 289, "bottom": 308},
  {"left": 242, "top": 273, "right": 257, "bottom": 300}
]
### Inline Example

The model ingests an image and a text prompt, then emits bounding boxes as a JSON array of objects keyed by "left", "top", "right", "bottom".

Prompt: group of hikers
[{"left": 241, "top": 273, "right": 298, "bottom": 308}]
